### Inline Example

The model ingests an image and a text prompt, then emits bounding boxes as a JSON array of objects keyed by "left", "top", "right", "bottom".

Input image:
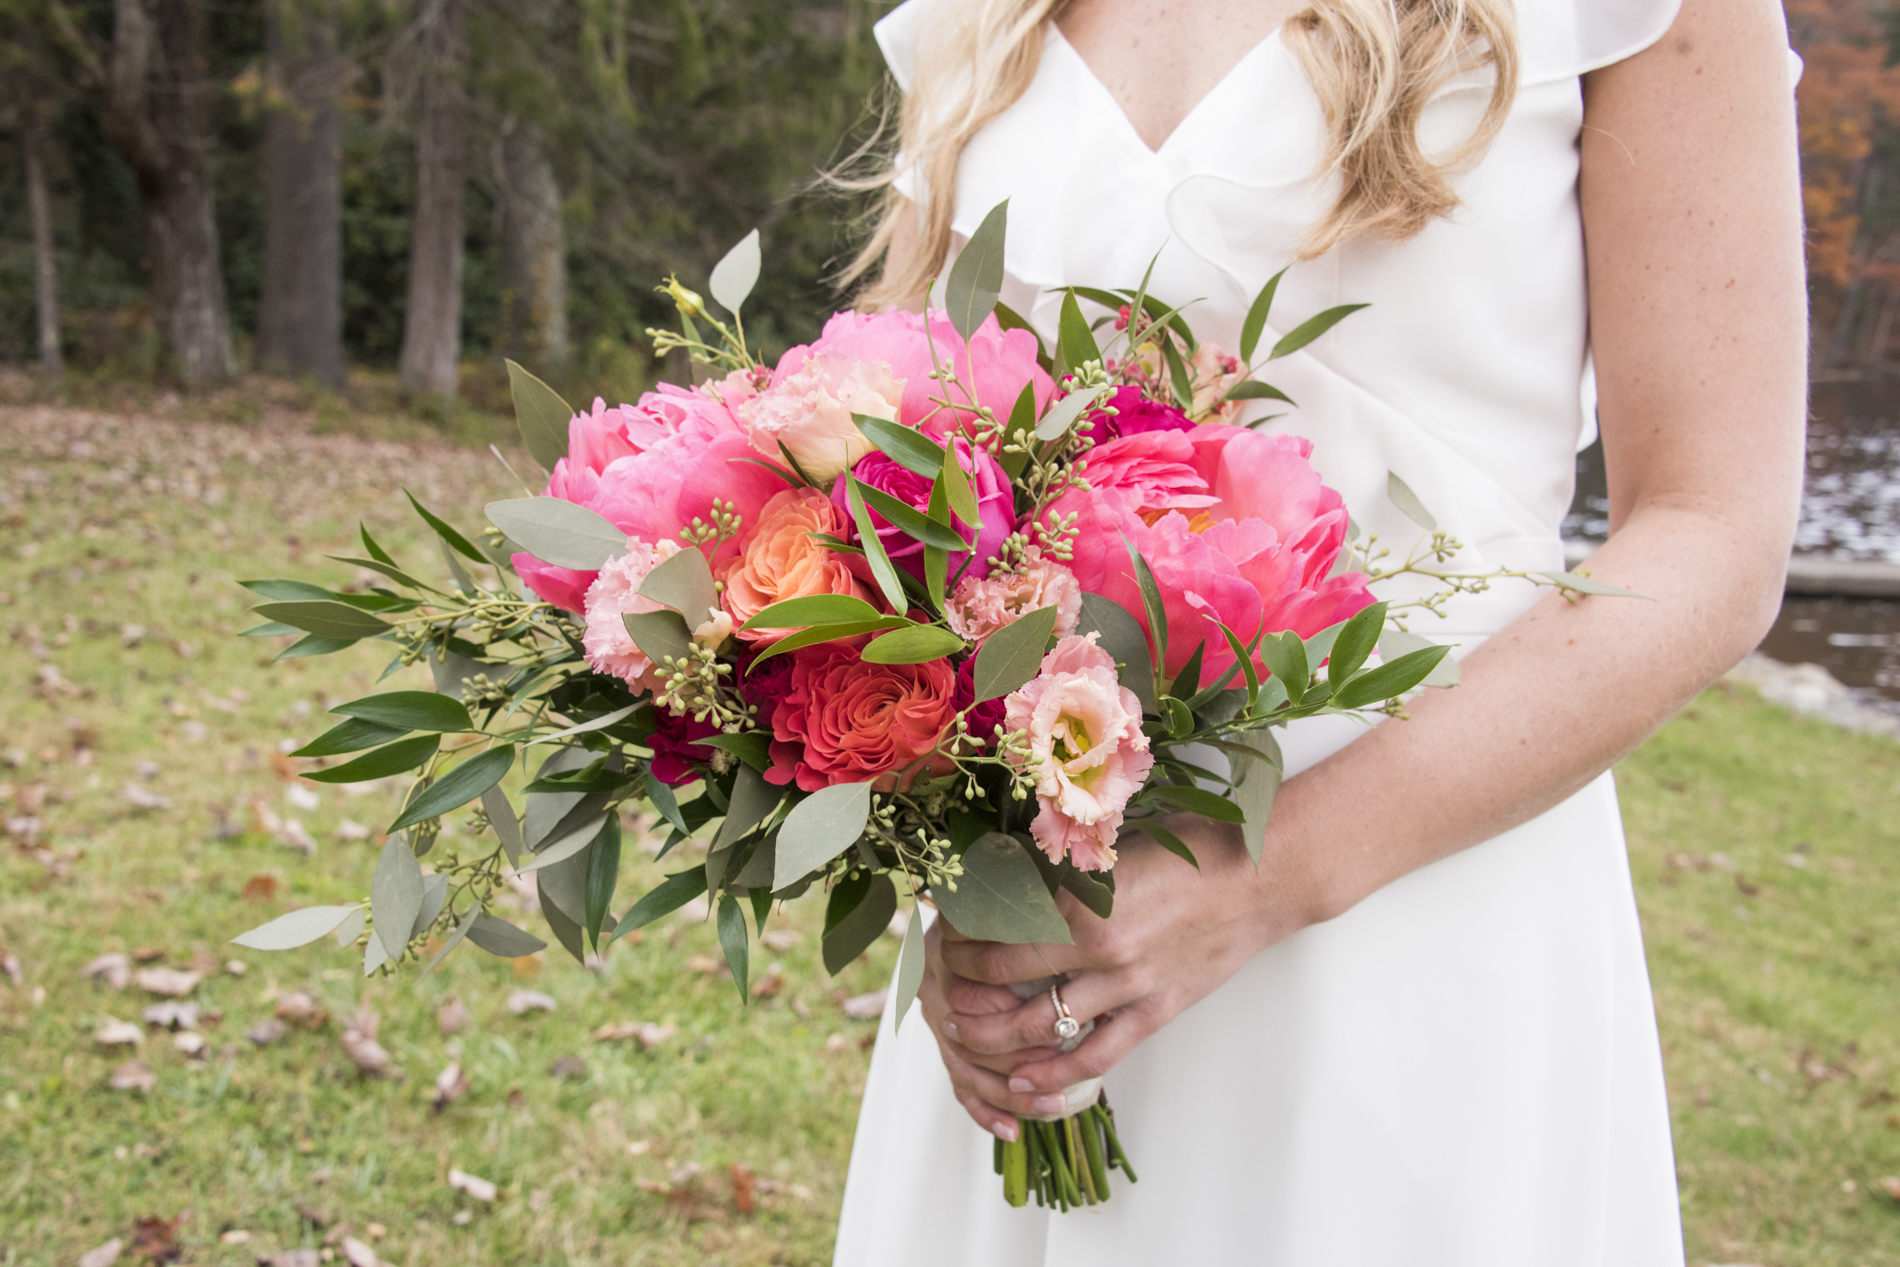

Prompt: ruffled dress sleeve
[
  {"left": 873, "top": 0, "right": 929, "bottom": 95},
  {"left": 1519, "top": 0, "right": 1683, "bottom": 84}
]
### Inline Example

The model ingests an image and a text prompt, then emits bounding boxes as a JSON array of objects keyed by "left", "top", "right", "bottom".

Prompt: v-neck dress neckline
[{"left": 1041, "top": 23, "right": 1287, "bottom": 158}]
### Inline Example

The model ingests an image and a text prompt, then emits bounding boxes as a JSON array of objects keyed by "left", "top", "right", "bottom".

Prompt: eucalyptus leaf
[
  {"left": 638, "top": 546, "right": 719, "bottom": 625},
  {"left": 1077, "top": 592, "right": 1159, "bottom": 715},
  {"left": 276, "top": 633, "right": 358, "bottom": 661},
  {"left": 1227, "top": 729, "right": 1283, "bottom": 863},
  {"left": 539, "top": 880, "right": 589, "bottom": 964},
  {"left": 506, "top": 359, "right": 573, "bottom": 474},
  {"left": 709, "top": 228, "right": 762, "bottom": 314},
  {"left": 610, "top": 868, "right": 708, "bottom": 943},
  {"left": 944, "top": 200, "right": 1008, "bottom": 343},
  {"left": 302, "top": 734, "right": 440, "bottom": 784},
  {"left": 1386, "top": 471, "right": 1439, "bottom": 533},
  {"left": 428, "top": 647, "right": 486, "bottom": 701},
  {"left": 1123, "top": 537, "right": 1168, "bottom": 666},
  {"left": 714, "top": 764, "right": 782, "bottom": 851},
  {"left": 252, "top": 600, "right": 391, "bottom": 640},
  {"left": 622, "top": 609, "right": 693, "bottom": 669},
  {"left": 717, "top": 892, "right": 751, "bottom": 1001},
  {"left": 411, "top": 872, "right": 449, "bottom": 939},
  {"left": 1147, "top": 784, "right": 1246, "bottom": 823},
  {"left": 998, "top": 380, "right": 1039, "bottom": 478},
  {"left": 773, "top": 780, "right": 874, "bottom": 891},
  {"left": 388, "top": 745, "right": 515, "bottom": 833},
  {"left": 230, "top": 905, "right": 359, "bottom": 951},
  {"left": 524, "top": 703, "right": 640, "bottom": 747},
  {"left": 240, "top": 577, "right": 337, "bottom": 602},
  {"left": 862, "top": 624, "right": 966, "bottom": 664},
  {"left": 584, "top": 817, "right": 622, "bottom": 952},
  {"left": 932, "top": 833, "right": 1072, "bottom": 946},
  {"left": 370, "top": 835, "right": 424, "bottom": 962},
  {"left": 1532, "top": 570, "right": 1650, "bottom": 599},
  {"left": 821, "top": 872, "right": 897, "bottom": 975},
  {"left": 405, "top": 491, "right": 490, "bottom": 564},
  {"left": 516, "top": 808, "right": 610, "bottom": 873},
  {"left": 699, "top": 732, "right": 772, "bottom": 773},
  {"left": 938, "top": 438, "right": 981, "bottom": 529},
  {"left": 891, "top": 904, "right": 928, "bottom": 1033},
  {"left": 481, "top": 783, "right": 524, "bottom": 865},
  {"left": 466, "top": 913, "right": 548, "bottom": 959},
  {"left": 1032, "top": 384, "right": 1106, "bottom": 443},
  {"left": 292, "top": 717, "right": 408, "bottom": 758},
  {"left": 486, "top": 497, "right": 625, "bottom": 571},
  {"left": 1222, "top": 380, "right": 1295, "bottom": 405},
  {"left": 422, "top": 905, "right": 480, "bottom": 976},
  {"left": 971, "top": 604, "right": 1058, "bottom": 703},
  {"left": 1055, "top": 289, "right": 1099, "bottom": 380},
  {"left": 333, "top": 905, "right": 366, "bottom": 947}
]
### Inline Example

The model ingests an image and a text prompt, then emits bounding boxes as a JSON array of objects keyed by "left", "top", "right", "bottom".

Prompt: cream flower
[
  {"left": 1003, "top": 633, "right": 1153, "bottom": 872},
  {"left": 739, "top": 350, "right": 902, "bottom": 485}
]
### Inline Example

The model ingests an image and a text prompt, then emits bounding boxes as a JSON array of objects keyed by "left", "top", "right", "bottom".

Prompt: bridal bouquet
[{"left": 233, "top": 205, "right": 1615, "bottom": 1211}]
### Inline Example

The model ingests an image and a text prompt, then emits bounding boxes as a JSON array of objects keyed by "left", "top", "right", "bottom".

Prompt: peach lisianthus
[
  {"left": 719, "top": 489, "right": 874, "bottom": 641},
  {"left": 739, "top": 350, "right": 902, "bottom": 485},
  {"left": 945, "top": 549, "right": 1083, "bottom": 644},
  {"left": 581, "top": 537, "right": 688, "bottom": 694},
  {"left": 1004, "top": 633, "right": 1153, "bottom": 872}
]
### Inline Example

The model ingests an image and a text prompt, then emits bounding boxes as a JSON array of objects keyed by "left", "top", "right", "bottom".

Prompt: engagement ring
[{"left": 1051, "top": 984, "right": 1080, "bottom": 1041}]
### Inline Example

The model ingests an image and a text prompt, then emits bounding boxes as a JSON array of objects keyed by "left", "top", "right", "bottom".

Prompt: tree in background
[
  {"left": 256, "top": 0, "right": 346, "bottom": 389},
  {"left": 397, "top": 0, "right": 469, "bottom": 401},
  {"left": 0, "top": 2, "right": 67, "bottom": 378},
  {"left": 491, "top": 118, "right": 567, "bottom": 371},
  {"left": 53, "top": 0, "right": 238, "bottom": 382}
]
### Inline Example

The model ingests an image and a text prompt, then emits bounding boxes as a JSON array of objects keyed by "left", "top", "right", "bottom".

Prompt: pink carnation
[
  {"left": 1004, "top": 633, "right": 1153, "bottom": 872},
  {"left": 945, "top": 549, "right": 1083, "bottom": 644},
  {"left": 580, "top": 538, "right": 687, "bottom": 694}
]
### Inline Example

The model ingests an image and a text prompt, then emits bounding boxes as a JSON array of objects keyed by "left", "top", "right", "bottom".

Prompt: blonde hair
[{"left": 840, "top": 0, "right": 1518, "bottom": 309}]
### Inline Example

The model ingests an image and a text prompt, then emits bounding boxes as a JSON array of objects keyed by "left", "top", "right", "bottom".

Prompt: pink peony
[
  {"left": 766, "top": 643, "right": 958, "bottom": 792},
  {"left": 832, "top": 440, "right": 1015, "bottom": 583},
  {"left": 1053, "top": 426, "right": 1374, "bottom": 681},
  {"left": 944, "top": 549, "right": 1083, "bottom": 644},
  {"left": 792, "top": 309, "right": 1055, "bottom": 441},
  {"left": 1003, "top": 633, "right": 1153, "bottom": 872},
  {"left": 580, "top": 538, "right": 688, "bottom": 694},
  {"left": 740, "top": 351, "right": 901, "bottom": 485},
  {"left": 564, "top": 397, "right": 643, "bottom": 474}
]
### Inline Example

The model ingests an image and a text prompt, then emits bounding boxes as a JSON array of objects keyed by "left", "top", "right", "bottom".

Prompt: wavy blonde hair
[{"left": 840, "top": 0, "right": 1519, "bottom": 309}]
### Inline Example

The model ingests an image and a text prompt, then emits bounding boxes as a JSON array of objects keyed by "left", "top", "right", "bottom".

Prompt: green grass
[{"left": 1, "top": 403, "right": 1897, "bottom": 1265}]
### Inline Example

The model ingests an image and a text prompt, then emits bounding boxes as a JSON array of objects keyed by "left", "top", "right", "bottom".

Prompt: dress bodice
[{"left": 875, "top": 0, "right": 1684, "bottom": 636}]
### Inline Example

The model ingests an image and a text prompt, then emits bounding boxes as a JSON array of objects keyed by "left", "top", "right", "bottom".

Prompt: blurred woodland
[{"left": 0, "top": 0, "right": 1897, "bottom": 400}]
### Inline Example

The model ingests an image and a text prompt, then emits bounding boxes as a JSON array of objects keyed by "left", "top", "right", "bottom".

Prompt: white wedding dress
[{"left": 835, "top": 2, "right": 1696, "bottom": 1263}]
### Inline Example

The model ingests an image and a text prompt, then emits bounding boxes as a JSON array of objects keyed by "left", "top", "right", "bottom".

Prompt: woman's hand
[{"left": 916, "top": 814, "right": 1318, "bottom": 1136}]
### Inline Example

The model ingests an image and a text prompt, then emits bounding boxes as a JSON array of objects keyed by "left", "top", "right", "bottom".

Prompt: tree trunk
[
  {"left": 494, "top": 120, "right": 568, "bottom": 372},
  {"left": 397, "top": 0, "right": 469, "bottom": 401},
  {"left": 22, "top": 116, "right": 62, "bottom": 379},
  {"left": 96, "top": 0, "right": 236, "bottom": 383},
  {"left": 257, "top": 0, "right": 345, "bottom": 390}
]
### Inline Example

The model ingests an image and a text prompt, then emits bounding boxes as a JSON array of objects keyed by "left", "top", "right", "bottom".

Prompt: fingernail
[
  {"left": 945, "top": 1022, "right": 960, "bottom": 1042},
  {"left": 1032, "top": 1093, "right": 1067, "bottom": 1115},
  {"left": 1009, "top": 1076, "right": 1034, "bottom": 1093},
  {"left": 992, "top": 1119, "right": 1019, "bottom": 1143}
]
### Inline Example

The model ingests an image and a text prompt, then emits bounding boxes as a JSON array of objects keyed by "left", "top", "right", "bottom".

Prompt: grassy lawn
[{"left": 1, "top": 403, "right": 1897, "bottom": 1265}]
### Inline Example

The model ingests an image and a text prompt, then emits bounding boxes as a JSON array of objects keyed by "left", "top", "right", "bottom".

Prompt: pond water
[{"left": 1564, "top": 381, "right": 1900, "bottom": 704}]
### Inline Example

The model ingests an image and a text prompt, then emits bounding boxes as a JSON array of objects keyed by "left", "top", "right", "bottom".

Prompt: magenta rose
[
  {"left": 648, "top": 707, "right": 720, "bottom": 786},
  {"left": 831, "top": 439, "right": 1014, "bottom": 582},
  {"left": 954, "top": 657, "right": 1008, "bottom": 750},
  {"left": 1084, "top": 386, "right": 1196, "bottom": 442}
]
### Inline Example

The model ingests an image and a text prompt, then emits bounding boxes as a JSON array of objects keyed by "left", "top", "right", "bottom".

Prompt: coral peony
[
  {"left": 580, "top": 538, "right": 689, "bottom": 693},
  {"left": 833, "top": 440, "right": 1015, "bottom": 583},
  {"left": 1084, "top": 385, "right": 1197, "bottom": 442},
  {"left": 766, "top": 643, "right": 957, "bottom": 792},
  {"left": 1004, "top": 633, "right": 1153, "bottom": 871},
  {"left": 719, "top": 488, "right": 874, "bottom": 641},
  {"left": 740, "top": 351, "right": 901, "bottom": 485},
  {"left": 944, "top": 548, "right": 1082, "bottom": 644}
]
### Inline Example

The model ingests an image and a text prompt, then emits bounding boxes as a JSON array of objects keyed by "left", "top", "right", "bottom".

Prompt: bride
[{"left": 830, "top": 0, "right": 1804, "bottom": 1262}]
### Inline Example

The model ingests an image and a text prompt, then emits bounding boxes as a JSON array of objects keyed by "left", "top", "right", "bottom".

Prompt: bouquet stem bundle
[{"left": 997, "top": 1095, "right": 1136, "bottom": 1209}]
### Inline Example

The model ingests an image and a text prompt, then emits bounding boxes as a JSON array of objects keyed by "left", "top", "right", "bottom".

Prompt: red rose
[{"left": 766, "top": 643, "right": 957, "bottom": 792}]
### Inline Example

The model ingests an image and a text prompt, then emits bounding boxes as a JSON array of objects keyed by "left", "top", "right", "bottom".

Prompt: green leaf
[
  {"left": 1077, "top": 592, "right": 1159, "bottom": 715},
  {"left": 891, "top": 904, "right": 928, "bottom": 1032},
  {"left": 253, "top": 600, "right": 392, "bottom": 640},
  {"left": 1386, "top": 471, "right": 1438, "bottom": 533},
  {"left": 388, "top": 745, "right": 515, "bottom": 832},
  {"left": 932, "top": 833, "right": 1073, "bottom": 945},
  {"left": 772, "top": 780, "right": 874, "bottom": 891},
  {"left": 486, "top": 497, "right": 625, "bottom": 570},
  {"left": 292, "top": 718, "right": 409, "bottom": 758},
  {"left": 1269, "top": 303, "right": 1369, "bottom": 360},
  {"left": 517, "top": 805, "right": 610, "bottom": 873},
  {"left": 1214, "top": 621, "right": 1261, "bottom": 708},
  {"left": 1161, "top": 332, "right": 1194, "bottom": 412},
  {"left": 938, "top": 438, "right": 981, "bottom": 529},
  {"left": 1060, "top": 867, "right": 1114, "bottom": 920},
  {"left": 240, "top": 621, "right": 303, "bottom": 638},
  {"left": 327, "top": 554, "right": 432, "bottom": 593},
  {"left": 644, "top": 774, "right": 689, "bottom": 839},
  {"left": 1258, "top": 632, "right": 1308, "bottom": 706},
  {"left": 743, "top": 593, "right": 887, "bottom": 632},
  {"left": 713, "top": 764, "right": 782, "bottom": 852},
  {"left": 1147, "top": 784, "right": 1246, "bottom": 823},
  {"left": 717, "top": 892, "right": 751, "bottom": 1001},
  {"left": 523, "top": 703, "right": 640, "bottom": 748},
  {"left": 240, "top": 578, "right": 337, "bottom": 602},
  {"left": 334, "top": 690, "right": 473, "bottom": 734},
  {"left": 699, "top": 732, "right": 772, "bottom": 774},
  {"left": 369, "top": 835, "right": 423, "bottom": 962},
  {"left": 405, "top": 490, "right": 490, "bottom": 564},
  {"left": 1055, "top": 289, "right": 1100, "bottom": 381},
  {"left": 1169, "top": 640, "right": 1205, "bottom": 703},
  {"left": 861, "top": 624, "right": 965, "bottom": 665},
  {"left": 747, "top": 618, "right": 905, "bottom": 665},
  {"left": 1304, "top": 620, "right": 1346, "bottom": 667},
  {"left": 971, "top": 604, "right": 1059, "bottom": 704},
  {"left": 638, "top": 545, "right": 719, "bottom": 624},
  {"left": 465, "top": 913, "right": 547, "bottom": 958},
  {"left": 1378, "top": 629, "right": 1462, "bottom": 688},
  {"left": 1033, "top": 384, "right": 1105, "bottom": 443},
  {"left": 845, "top": 478, "right": 909, "bottom": 613},
  {"left": 1333, "top": 645, "right": 1454, "bottom": 710},
  {"left": 1532, "top": 571, "right": 1651, "bottom": 599},
  {"left": 1326, "top": 601, "right": 1388, "bottom": 693},
  {"left": 822, "top": 872, "right": 897, "bottom": 975},
  {"left": 610, "top": 868, "right": 708, "bottom": 943},
  {"left": 854, "top": 414, "right": 945, "bottom": 478},
  {"left": 1239, "top": 267, "right": 1287, "bottom": 364},
  {"left": 506, "top": 359, "right": 573, "bottom": 474},
  {"left": 359, "top": 522, "right": 397, "bottom": 566},
  {"left": 853, "top": 478, "right": 972, "bottom": 551},
  {"left": 1134, "top": 818, "right": 1199, "bottom": 869},
  {"left": 411, "top": 873, "right": 449, "bottom": 940},
  {"left": 584, "top": 817, "right": 622, "bottom": 952},
  {"left": 540, "top": 881, "right": 589, "bottom": 964},
  {"left": 621, "top": 609, "right": 693, "bottom": 669},
  {"left": 231, "top": 905, "right": 359, "bottom": 951},
  {"left": 1122, "top": 536, "right": 1167, "bottom": 667},
  {"left": 1227, "top": 728, "right": 1283, "bottom": 862},
  {"left": 302, "top": 734, "right": 441, "bottom": 784},
  {"left": 482, "top": 783, "right": 524, "bottom": 865},
  {"left": 998, "top": 380, "right": 1040, "bottom": 478},
  {"left": 1222, "top": 380, "right": 1295, "bottom": 405},
  {"left": 709, "top": 228, "right": 762, "bottom": 314},
  {"left": 944, "top": 199, "right": 1008, "bottom": 343}
]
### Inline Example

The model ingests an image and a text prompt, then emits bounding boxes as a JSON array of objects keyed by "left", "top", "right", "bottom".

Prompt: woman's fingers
[
  {"left": 938, "top": 933, "right": 1083, "bottom": 985},
  {"left": 941, "top": 971, "right": 1023, "bottom": 1017},
  {"left": 1002, "top": 1007, "right": 1155, "bottom": 1094},
  {"left": 945, "top": 971, "right": 1135, "bottom": 1058}
]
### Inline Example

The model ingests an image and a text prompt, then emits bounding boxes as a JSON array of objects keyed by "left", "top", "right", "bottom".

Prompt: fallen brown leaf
[
  {"left": 273, "top": 989, "right": 327, "bottom": 1028},
  {"left": 506, "top": 988, "right": 555, "bottom": 1015},
  {"left": 133, "top": 967, "right": 201, "bottom": 998},
  {"left": 448, "top": 1168, "right": 498, "bottom": 1202},
  {"left": 840, "top": 990, "right": 886, "bottom": 1019},
  {"left": 340, "top": 1004, "right": 393, "bottom": 1077},
  {"left": 81, "top": 952, "right": 132, "bottom": 991},
  {"left": 246, "top": 1017, "right": 288, "bottom": 1046},
  {"left": 432, "top": 1062, "right": 469, "bottom": 1113},
  {"left": 241, "top": 874, "right": 280, "bottom": 902},
  {"left": 547, "top": 1055, "right": 587, "bottom": 1080},
  {"left": 96, "top": 1016, "right": 144, "bottom": 1047},
  {"left": 130, "top": 1212, "right": 184, "bottom": 1263},
  {"left": 108, "top": 1059, "right": 156, "bottom": 1093},
  {"left": 76, "top": 1239, "right": 121, "bottom": 1267},
  {"left": 759, "top": 928, "right": 803, "bottom": 951},
  {"left": 1879, "top": 1175, "right": 1900, "bottom": 1201},
  {"left": 730, "top": 1163, "right": 757, "bottom": 1215},
  {"left": 142, "top": 1001, "right": 198, "bottom": 1030},
  {"left": 437, "top": 997, "right": 471, "bottom": 1034},
  {"left": 752, "top": 963, "right": 785, "bottom": 999}
]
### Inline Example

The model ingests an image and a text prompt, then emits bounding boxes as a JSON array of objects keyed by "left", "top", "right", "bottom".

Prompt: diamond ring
[{"left": 1050, "top": 984, "right": 1080, "bottom": 1042}]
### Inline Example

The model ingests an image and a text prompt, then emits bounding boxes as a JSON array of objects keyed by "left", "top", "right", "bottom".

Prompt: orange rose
[
  {"left": 720, "top": 488, "right": 874, "bottom": 641},
  {"left": 766, "top": 642, "right": 957, "bottom": 792}
]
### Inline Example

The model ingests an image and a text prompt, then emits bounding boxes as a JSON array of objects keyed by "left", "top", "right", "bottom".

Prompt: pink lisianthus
[
  {"left": 580, "top": 538, "right": 688, "bottom": 694},
  {"left": 945, "top": 548, "right": 1083, "bottom": 644},
  {"left": 1054, "top": 426, "right": 1374, "bottom": 680},
  {"left": 740, "top": 351, "right": 901, "bottom": 485},
  {"left": 766, "top": 643, "right": 958, "bottom": 792},
  {"left": 833, "top": 440, "right": 1015, "bottom": 583},
  {"left": 795, "top": 309, "right": 1054, "bottom": 440},
  {"left": 1004, "top": 633, "right": 1153, "bottom": 872}
]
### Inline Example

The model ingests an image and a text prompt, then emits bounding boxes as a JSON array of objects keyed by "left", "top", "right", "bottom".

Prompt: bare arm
[{"left": 927, "top": 0, "right": 1807, "bottom": 1134}]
